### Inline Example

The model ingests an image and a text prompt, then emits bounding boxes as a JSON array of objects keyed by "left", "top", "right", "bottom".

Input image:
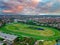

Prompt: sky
[{"left": 0, "top": 0, "right": 60, "bottom": 15}]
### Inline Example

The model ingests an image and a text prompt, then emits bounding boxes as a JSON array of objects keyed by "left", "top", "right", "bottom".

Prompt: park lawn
[{"left": 0, "top": 23, "right": 60, "bottom": 40}]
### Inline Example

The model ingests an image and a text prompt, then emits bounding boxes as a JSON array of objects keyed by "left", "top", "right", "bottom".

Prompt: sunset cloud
[{"left": 0, "top": 0, "right": 60, "bottom": 15}]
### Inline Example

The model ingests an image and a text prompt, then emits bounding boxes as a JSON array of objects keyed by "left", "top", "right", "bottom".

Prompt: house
[
  {"left": 0, "top": 32, "right": 18, "bottom": 45},
  {"left": 14, "top": 19, "right": 18, "bottom": 23}
]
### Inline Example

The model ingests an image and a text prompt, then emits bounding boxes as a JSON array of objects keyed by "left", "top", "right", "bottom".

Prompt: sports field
[{"left": 0, "top": 23, "right": 60, "bottom": 40}]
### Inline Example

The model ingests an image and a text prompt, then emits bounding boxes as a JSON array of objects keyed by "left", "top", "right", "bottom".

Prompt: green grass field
[{"left": 0, "top": 23, "right": 60, "bottom": 40}]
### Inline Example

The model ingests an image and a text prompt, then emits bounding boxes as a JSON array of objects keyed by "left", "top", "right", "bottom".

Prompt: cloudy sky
[{"left": 0, "top": 0, "right": 60, "bottom": 15}]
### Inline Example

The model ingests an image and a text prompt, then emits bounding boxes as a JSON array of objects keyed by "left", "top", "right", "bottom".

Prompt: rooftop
[{"left": 0, "top": 32, "right": 18, "bottom": 41}]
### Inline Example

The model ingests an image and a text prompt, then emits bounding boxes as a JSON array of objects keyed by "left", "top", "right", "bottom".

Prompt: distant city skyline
[{"left": 0, "top": 0, "right": 60, "bottom": 15}]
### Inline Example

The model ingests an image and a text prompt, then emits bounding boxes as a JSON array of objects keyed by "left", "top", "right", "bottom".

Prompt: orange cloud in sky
[
  {"left": 32, "top": 0, "right": 39, "bottom": 6},
  {"left": 15, "top": 5, "right": 24, "bottom": 12},
  {"left": 2, "top": 10, "right": 14, "bottom": 13},
  {"left": 23, "top": 0, "right": 39, "bottom": 9}
]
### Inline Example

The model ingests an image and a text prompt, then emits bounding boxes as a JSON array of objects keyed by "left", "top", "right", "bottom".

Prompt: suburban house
[{"left": 0, "top": 32, "right": 18, "bottom": 45}]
